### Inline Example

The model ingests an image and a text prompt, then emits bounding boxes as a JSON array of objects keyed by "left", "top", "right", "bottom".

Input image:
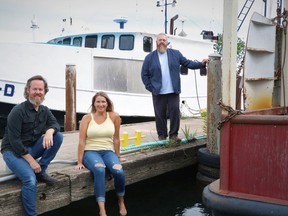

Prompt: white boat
[{"left": 0, "top": 31, "right": 213, "bottom": 134}]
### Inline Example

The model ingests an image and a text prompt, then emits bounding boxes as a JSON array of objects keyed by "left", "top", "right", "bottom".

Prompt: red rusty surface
[{"left": 220, "top": 109, "right": 288, "bottom": 202}]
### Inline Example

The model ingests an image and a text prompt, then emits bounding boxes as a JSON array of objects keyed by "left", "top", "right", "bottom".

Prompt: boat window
[
  {"left": 47, "top": 39, "right": 57, "bottom": 44},
  {"left": 119, "top": 35, "right": 134, "bottom": 50},
  {"left": 143, "top": 36, "right": 153, "bottom": 52},
  {"left": 63, "top": 38, "right": 71, "bottom": 45},
  {"left": 85, "top": 35, "right": 98, "bottom": 48},
  {"left": 101, "top": 35, "right": 115, "bottom": 49},
  {"left": 57, "top": 40, "right": 63, "bottom": 44},
  {"left": 73, "top": 37, "right": 82, "bottom": 47}
]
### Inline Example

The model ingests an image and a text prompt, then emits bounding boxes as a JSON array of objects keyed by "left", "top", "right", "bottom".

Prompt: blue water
[{"left": 40, "top": 165, "right": 212, "bottom": 216}]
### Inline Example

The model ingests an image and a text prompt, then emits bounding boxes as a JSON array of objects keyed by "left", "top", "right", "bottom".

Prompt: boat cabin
[{"left": 47, "top": 32, "right": 154, "bottom": 53}]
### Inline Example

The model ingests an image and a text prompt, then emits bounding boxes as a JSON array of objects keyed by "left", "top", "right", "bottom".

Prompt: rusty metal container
[{"left": 203, "top": 107, "right": 288, "bottom": 216}]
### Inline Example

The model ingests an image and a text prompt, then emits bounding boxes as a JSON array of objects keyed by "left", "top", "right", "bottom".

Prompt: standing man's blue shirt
[
  {"left": 141, "top": 48, "right": 205, "bottom": 95},
  {"left": 158, "top": 51, "right": 174, "bottom": 94}
]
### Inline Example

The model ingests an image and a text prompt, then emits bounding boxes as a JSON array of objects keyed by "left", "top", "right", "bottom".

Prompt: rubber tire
[
  {"left": 198, "top": 164, "right": 220, "bottom": 179},
  {"left": 196, "top": 171, "right": 217, "bottom": 185},
  {"left": 197, "top": 147, "right": 220, "bottom": 168}
]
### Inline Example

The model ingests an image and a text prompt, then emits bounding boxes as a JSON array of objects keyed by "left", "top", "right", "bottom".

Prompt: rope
[
  {"left": 194, "top": 69, "right": 202, "bottom": 113},
  {"left": 217, "top": 99, "right": 242, "bottom": 130},
  {"left": 180, "top": 101, "right": 202, "bottom": 116},
  {"left": 180, "top": 69, "right": 203, "bottom": 117}
]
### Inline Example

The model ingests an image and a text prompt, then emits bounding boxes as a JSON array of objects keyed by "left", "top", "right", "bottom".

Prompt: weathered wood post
[
  {"left": 207, "top": 54, "right": 222, "bottom": 154},
  {"left": 196, "top": 54, "right": 222, "bottom": 185},
  {"left": 65, "top": 64, "right": 76, "bottom": 131}
]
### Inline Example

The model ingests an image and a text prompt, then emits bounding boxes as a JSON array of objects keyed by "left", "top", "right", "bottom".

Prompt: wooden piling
[
  {"left": 207, "top": 54, "right": 222, "bottom": 154},
  {"left": 64, "top": 65, "right": 76, "bottom": 131}
]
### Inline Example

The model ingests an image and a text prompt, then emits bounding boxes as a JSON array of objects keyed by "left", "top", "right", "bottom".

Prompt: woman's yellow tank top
[{"left": 84, "top": 112, "right": 115, "bottom": 151}]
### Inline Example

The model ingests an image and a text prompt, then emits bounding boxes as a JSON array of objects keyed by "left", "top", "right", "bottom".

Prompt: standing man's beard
[{"left": 157, "top": 43, "right": 167, "bottom": 54}]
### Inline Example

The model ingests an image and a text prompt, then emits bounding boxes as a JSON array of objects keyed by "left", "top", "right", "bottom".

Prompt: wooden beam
[{"left": 0, "top": 141, "right": 206, "bottom": 215}]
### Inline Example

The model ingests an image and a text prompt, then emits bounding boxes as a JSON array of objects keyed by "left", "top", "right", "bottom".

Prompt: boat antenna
[
  {"left": 113, "top": 17, "right": 128, "bottom": 29},
  {"left": 178, "top": 19, "right": 187, "bottom": 37},
  {"left": 30, "top": 15, "right": 39, "bottom": 42}
]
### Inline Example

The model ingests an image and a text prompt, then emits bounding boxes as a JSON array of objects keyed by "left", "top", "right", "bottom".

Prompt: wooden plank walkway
[{"left": 0, "top": 117, "right": 206, "bottom": 215}]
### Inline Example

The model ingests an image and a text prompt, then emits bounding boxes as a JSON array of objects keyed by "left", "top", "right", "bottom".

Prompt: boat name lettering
[{"left": 1, "top": 84, "right": 15, "bottom": 97}]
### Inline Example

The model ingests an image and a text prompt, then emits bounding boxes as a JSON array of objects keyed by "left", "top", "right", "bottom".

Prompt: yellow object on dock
[{"left": 121, "top": 130, "right": 145, "bottom": 147}]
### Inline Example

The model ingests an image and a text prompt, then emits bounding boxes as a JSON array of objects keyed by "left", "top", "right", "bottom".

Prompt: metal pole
[
  {"left": 170, "top": 14, "right": 179, "bottom": 35},
  {"left": 222, "top": 0, "right": 237, "bottom": 109},
  {"left": 263, "top": 0, "right": 267, "bottom": 17},
  {"left": 165, "top": 0, "right": 168, "bottom": 34},
  {"left": 65, "top": 65, "right": 77, "bottom": 131}
]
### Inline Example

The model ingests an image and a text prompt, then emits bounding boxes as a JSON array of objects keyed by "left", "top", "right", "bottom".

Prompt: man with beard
[
  {"left": 1, "top": 75, "right": 63, "bottom": 216},
  {"left": 141, "top": 33, "right": 208, "bottom": 142}
]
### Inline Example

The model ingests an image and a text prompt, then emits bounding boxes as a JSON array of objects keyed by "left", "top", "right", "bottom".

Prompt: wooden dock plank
[
  {"left": 0, "top": 174, "right": 71, "bottom": 216},
  {"left": 0, "top": 118, "right": 206, "bottom": 215},
  {"left": 0, "top": 141, "right": 205, "bottom": 215}
]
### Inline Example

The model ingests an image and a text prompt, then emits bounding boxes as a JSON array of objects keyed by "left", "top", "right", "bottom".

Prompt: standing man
[
  {"left": 141, "top": 33, "right": 208, "bottom": 141},
  {"left": 1, "top": 75, "right": 63, "bottom": 216}
]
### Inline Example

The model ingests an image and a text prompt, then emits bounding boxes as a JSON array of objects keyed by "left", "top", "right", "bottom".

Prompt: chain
[
  {"left": 275, "top": 0, "right": 282, "bottom": 79},
  {"left": 217, "top": 99, "right": 242, "bottom": 130},
  {"left": 272, "top": 1, "right": 288, "bottom": 113},
  {"left": 282, "top": 9, "right": 288, "bottom": 114}
]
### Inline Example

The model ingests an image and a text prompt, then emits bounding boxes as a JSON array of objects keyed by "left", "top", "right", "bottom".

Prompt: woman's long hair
[{"left": 90, "top": 91, "right": 114, "bottom": 113}]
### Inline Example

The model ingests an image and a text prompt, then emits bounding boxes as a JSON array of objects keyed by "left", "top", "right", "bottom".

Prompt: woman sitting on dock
[{"left": 75, "top": 91, "right": 127, "bottom": 216}]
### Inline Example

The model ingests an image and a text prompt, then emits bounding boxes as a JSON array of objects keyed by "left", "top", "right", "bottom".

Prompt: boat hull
[
  {"left": 203, "top": 180, "right": 288, "bottom": 216},
  {"left": 0, "top": 32, "right": 213, "bottom": 137}
]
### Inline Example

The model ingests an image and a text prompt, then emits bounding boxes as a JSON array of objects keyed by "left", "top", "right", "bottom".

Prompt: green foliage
[
  {"left": 165, "top": 139, "right": 182, "bottom": 147},
  {"left": 201, "top": 109, "right": 207, "bottom": 135},
  {"left": 181, "top": 125, "right": 197, "bottom": 140},
  {"left": 213, "top": 34, "right": 223, "bottom": 56},
  {"left": 213, "top": 33, "right": 245, "bottom": 63}
]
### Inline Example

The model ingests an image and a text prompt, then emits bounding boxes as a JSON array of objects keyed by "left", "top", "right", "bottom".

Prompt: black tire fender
[
  {"left": 197, "top": 147, "right": 220, "bottom": 168},
  {"left": 198, "top": 164, "right": 220, "bottom": 179},
  {"left": 196, "top": 171, "right": 217, "bottom": 185}
]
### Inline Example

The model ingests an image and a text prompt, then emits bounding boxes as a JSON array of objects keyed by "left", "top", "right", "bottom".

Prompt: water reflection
[{"left": 41, "top": 165, "right": 212, "bottom": 216}]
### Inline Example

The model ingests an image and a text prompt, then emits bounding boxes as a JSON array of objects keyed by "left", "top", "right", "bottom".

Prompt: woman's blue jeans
[
  {"left": 2, "top": 131, "right": 63, "bottom": 216},
  {"left": 83, "top": 150, "right": 126, "bottom": 202}
]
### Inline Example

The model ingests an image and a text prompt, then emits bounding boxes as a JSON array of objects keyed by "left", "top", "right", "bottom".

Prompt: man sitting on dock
[{"left": 1, "top": 75, "right": 63, "bottom": 216}]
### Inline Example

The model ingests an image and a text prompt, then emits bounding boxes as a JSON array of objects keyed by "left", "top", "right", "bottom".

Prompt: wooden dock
[{"left": 0, "top": 118, "right": 206, "bottom": 215}]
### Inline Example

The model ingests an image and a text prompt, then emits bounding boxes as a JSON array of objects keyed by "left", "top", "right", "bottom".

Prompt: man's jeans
[
  {"left": 83, "top": 150, "right": 125, "bottom": 202},
  {"left": 3, "top": 131, "right": 63, "bottom": 216},
  {"left": 152, "top": 93, "right": 180, "bottom": 138}
]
